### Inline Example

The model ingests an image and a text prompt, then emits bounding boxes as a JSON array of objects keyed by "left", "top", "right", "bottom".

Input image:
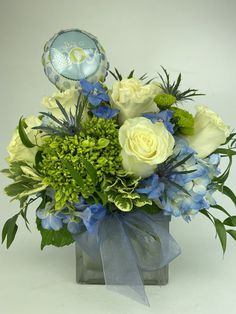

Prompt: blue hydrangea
[
  {"left": 136, "top": 137, "right": 220, "bottom": 222},
  {"left": 80, "top": 79, "right": 110, "bottom": 106},
  {"left": 63, "top": 198, "right": 107, "bottom": 233},
  {"left": 75, "top": 203, "right": 107, "bottom": 233},
  {"left": 37, "top": 194, "right": 107, "bottom": 234},
  {"left": 36, "top": 204, "right": 66, "bottom": 231}
]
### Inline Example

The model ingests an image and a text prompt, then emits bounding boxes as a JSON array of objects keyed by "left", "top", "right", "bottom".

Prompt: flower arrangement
[{"left": 2, "top": 29, "right": 236, "bottom": 305}]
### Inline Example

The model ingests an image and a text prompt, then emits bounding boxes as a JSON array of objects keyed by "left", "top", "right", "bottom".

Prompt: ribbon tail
[
  {"left": 98, "top": 215, "right": 150, "bottom": 306},
  {"left": 125, "top": 212, "right": 181, "bottom": 270},
  {"left": 73, "top": 224, "right": 100, "bottom": 259}
]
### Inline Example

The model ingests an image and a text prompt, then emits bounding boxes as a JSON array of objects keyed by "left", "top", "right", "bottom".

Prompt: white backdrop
[{"left": 0, "top": 0, "right": 236, "bottom": 313}]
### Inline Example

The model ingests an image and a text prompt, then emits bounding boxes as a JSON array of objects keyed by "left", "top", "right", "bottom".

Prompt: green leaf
[
  {"left": 134, "top": 195, "right": 152, "bottom": 207},
  {"left": 215, "top": 155, "right": 232, "bottom": 184},
  {"left": 114, "top": 195, "right": 133, "bottom": 212},
  {"left": 219, "top": 185, "right": 236, "bottom": 207},
  {"left": 2, "top": 219, "right": 11, "bottom": 244},
  {"left": 18, "top": 117, "right": 35, "bottom": 148},
  {"left": 121, "top": 192, "right": 140, "bottom": 200},
  {"left": 107, "top": 191, "right": 117, "bottom": 202},
  {"left": 82, "top": 159, "right": 97, "bottom": 186},
  {"left": 5, "top": 182, "right": 29, "bottom": 197},
  {"left": 1, "top": 169, "right": 12, "bottom": 177},
  {"left": 95, "top": 191, "right": 108, "bottom": 206},
  {"left": 211, "top": 204, "right": 231, "bottom": 217},
  {"left": 36, "top": 218, "right": 74, "bottom": 249},
  {"left": 7, "top": 224, "right": 18, "bottom": 249},
  {"left": 227, "top": 229, "right": 236, "bottom": 241},
  {"left": 223, "top": 216, "right": 236, "bottom": 226},
  {"left": 35, "top": 150, "right": 43, "bottom": 170},
  {"left": 2, "top": 214, "right": 19, "bottom": 248},
  {"left": 214, "top": 148, "right": 236, "bottom": 156},
  {"left": 139, "top": 202, "right": 161, "bottom": 214},
  {"left": 63, "top": 160, "right": 84, "bottom": 189},
  {"left": 223, "top": 132, "right": 236, "bottom": 146},
  {"left": 200, "top": 209, "right": 214, "bottom": 223},
  {"left": 214, "top": 218, "right": 227, "bottom": 254}
]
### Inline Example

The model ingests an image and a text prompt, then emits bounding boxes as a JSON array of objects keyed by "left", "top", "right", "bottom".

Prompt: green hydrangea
[
  {"left": 154, "top": 94, "right": 176, "bottom": 109},
  {"left": 170, "top": 107, "right": 194, "bottom": 135},
  {"left": 39, "top": 117, "right": 122, "bottom": 209}
]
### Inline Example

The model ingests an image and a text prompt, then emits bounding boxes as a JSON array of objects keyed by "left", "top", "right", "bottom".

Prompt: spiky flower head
[{"left": 158, "top": 67, "right": 204, "bottom": 103}]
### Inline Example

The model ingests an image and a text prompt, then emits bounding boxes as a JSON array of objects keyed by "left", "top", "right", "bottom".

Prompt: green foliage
[
  {"left": 218, "top": 185, "right": 236, "bottom": 207},
  {"left": 18, "top": 117, "right": 35, "bottom": 148},
  {"left": 200, "top": 131, "right": 236, "bottom": 253},
  {"left": 158, "top": 66, "right": 204, "bottom": 102},
  {"left": 39, "top": 117, "right": 122, "bottom": 209},
  {"left": 102, "top": 172, "right": 152, "bottom": 212},
  {"left": 227, "top": 230, "right": 236, "bottom": 240},
  {"left": 2, "top": 195, "right": 40, "bottom": 248},
  {"left": 214, "top": 218, "right": 227, "bottom": 254},
  {"left": 36, "top": 218, "right": 74, "bottom": 250},
  {"left": 200, "top": 189, "right": 236, "bottom": 254},
  {"left": 223, "top": 216, "right": 236, "bottom": 226},
  {"left": 138, "top": 202, "right": 161, "bottom": 214},
  {"left": 170, "top": 107, "right": 194, "bottom": 135},
  {"left": 1, "top": 159, "right": 46, "bottom": 248},
  {"left": 2, "top": 161, "right": 46, "bottom": 200},
  {"left": 2, "top": 214, "right": 19, "bottom": 248}
]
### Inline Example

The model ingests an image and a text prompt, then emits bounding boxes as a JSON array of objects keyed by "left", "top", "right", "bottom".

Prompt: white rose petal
[
  {"left": 41, "top": 87, "right": 79, "bottom": 119},
  {"left": 119, "top": 117, "right": 175, "bottom": 178},
  {"left": 110, "top": 78, "right": 162, "bottom": 124},
  {"left": 184, "top": 106, "right": 230, "bottom": 158},
  {"left": 7, "top": 115, "right": 43, "bottom": 165}
]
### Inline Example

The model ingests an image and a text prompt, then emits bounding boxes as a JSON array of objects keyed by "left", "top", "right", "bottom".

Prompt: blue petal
[
  {"left": 77, "top": 203, "right": 107, "bottom": 233},
  {"left": 40, "top": 214, "right": 63, "bottom": 231},
  {"left": 80, "top": 79, "right": 93, "bottom": 95},
  {"left": 88, "top": 94, "right": 103, "bottom": 106},
  {"left": 92, "top": 106, "right": 119, "bottom": 119},
  {"left": 67, "top": 221, "right": 83, "bottom": 234},
  {"left": 143, "top": 110, "right": 174, "bottom": 134}
]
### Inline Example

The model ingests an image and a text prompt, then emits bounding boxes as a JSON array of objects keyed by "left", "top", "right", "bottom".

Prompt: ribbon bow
[{"left": 73, "top": 211, "right": 181, "bottom": 306}]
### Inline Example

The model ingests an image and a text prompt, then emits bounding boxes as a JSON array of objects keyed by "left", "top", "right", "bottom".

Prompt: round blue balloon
[{"left": 42, "top": 29, "right": 109, "bottom": 90}]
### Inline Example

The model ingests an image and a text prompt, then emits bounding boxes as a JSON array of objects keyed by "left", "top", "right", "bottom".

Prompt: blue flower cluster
[
  {"left": 80, "top": 79, "right": 119, "bottom": 119},
  {"left": 37, "top": 194, "right": 107, "bottom": 234},
  {"left": 136, "top": 138, "right": 220, "bottom": 222}
]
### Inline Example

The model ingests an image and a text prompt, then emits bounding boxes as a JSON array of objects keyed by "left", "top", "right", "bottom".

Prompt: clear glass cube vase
[{"left": 75, "top": 213, "right": 170, "bottom": 286}]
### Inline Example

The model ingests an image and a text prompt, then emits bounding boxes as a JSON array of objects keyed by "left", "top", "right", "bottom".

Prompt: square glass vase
[{"left": 75, "top": 213, "right": 170, "bottom": 286}]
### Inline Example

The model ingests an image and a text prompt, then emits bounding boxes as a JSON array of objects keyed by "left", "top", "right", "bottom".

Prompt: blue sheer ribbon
[{"left": 73, "top": 211, "right": 181, "bottom": 305}]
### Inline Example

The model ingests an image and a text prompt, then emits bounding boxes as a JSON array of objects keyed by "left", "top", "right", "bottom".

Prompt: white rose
[
  {"left": 110, "top": 78, "right": 161, "bottom": 124},
  {"left": 184, "top": 105, "right": 230, "bottom": 158},
  {"left": 41, "top": 87, "right": 79, "bottom": 119},
  {"left": 119, "top": 117, "right": 175, "bottom": 178},
  {"left": 7, "top": 115, "right": 43, "bottom": 164}
]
